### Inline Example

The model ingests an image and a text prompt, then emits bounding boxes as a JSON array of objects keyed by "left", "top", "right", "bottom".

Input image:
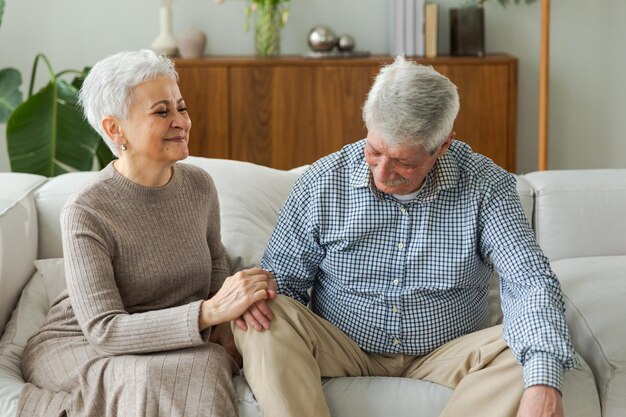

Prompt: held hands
[
  {"left": 516, "top": 385, "right": 564, "bottom": 417},
  {"left": 234, "top": 275, "right": 277, "bottom": 332},
  {"left": 199, "top": 268, "right": 274, "bottom": 330}
]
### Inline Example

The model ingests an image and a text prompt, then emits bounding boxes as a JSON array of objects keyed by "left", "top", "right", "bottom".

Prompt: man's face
[{"left": 364, "top": 130, "right": 451, "bottom": 195}]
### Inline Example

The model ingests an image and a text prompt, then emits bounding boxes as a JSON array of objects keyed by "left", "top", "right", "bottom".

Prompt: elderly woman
[{"left": 18, "top": 49, "right": 272, "bottom": 417}]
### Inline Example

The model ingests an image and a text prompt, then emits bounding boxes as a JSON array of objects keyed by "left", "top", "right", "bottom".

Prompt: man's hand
[
  {"left": 209, "top": 322, "right": 242, "bottom": 368},
  {"left": 517, "top": 385, "right": 564, "bottom": 417},
  {"left": 234, "top": 274, "right": 278, "bottom": 332}
]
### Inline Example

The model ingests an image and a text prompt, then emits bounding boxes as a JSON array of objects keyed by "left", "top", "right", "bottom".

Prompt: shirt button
[
  {"left": 393, "top": 338, "right": 400, "bottom": 346},
  {"left": 392, "top": 306, "right": 398, "bottom": 313},
  {"left": 399, "top": 206, "right": 407, "bottom": 213},
  {"left": 393, "top": 279, "right": 399, "bottom": 285},
  {"left": 397, "top": 243, "right": 405, "bottom": 250}
]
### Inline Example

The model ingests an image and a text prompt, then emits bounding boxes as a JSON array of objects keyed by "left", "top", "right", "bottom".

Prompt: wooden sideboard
[{"left": 175, "top": 55, "right": 517, "bottom": 171}]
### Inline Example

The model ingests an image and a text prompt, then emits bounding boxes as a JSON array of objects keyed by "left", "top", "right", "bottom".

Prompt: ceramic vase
[
  {"left": 151, "top": 0, "right": 178, "bottom": 57},
  {"left": 254, "top": 3, "right": 281, "bottom": 57},
  {"left": 177, "top": 29, "right": 207, "bottom": 59}
]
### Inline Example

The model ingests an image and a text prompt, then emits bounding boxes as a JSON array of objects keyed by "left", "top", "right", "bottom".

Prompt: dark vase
[{"left": 450, "top": 7, "right": 485, "bottom": 57}]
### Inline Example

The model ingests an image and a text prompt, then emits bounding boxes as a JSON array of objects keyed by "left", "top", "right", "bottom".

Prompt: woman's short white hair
[
  {"left": 78, "top": 49, "right": 178, "bottom": 156},
  {"left": 363, "top": 56, "right": 460, "bottom": 154}
]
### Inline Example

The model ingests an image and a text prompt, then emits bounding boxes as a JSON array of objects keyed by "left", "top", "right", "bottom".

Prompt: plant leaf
[
  {"left": 7, "top": 79, "right": 101, "bottom": 176},
  {"left": 0, "top": 67, "right": 23, "bottom": 123},
  {"left": 70, "top": 67, "right": 91, "bottom": 91}
]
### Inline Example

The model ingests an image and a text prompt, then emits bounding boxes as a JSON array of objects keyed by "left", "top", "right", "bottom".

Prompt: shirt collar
[{"left": 350, "top": 142, "right": 459, "bottom": 203}]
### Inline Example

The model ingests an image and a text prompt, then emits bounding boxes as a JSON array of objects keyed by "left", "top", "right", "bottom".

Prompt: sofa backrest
[
  {"left": 36, "top": 172, "right": 96, "bottom": 259},
  {"left": 524, "top": 169, "right": 626, "bottom": 262},
  {"left": 34, "top": 157, "right": 303, "bottom": 271}
]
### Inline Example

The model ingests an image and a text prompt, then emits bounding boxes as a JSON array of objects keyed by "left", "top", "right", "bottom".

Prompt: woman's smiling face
[{"left": 117, "top": 76, "right": 192, "bottom": 166}]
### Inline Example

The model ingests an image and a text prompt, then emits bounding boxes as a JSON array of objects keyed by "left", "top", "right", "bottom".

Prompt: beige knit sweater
[{"left": 19, "top": 162, "right": 238, "bottom": 417}]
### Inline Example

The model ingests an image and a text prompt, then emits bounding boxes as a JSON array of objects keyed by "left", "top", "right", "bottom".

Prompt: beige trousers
[{"left": 233, "top": 295, "right": 524, "bottom": 417}]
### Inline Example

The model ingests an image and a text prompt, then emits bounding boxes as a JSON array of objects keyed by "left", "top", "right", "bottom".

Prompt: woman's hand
[
  {"left": 209, "top": 322, "right": 242, "bottom": 368},
  {"left": 234, "top": 275, "right": 277, "bottom": 332},
  {"left": 199, "top": 268, "right": 273, "bottom": 330}
]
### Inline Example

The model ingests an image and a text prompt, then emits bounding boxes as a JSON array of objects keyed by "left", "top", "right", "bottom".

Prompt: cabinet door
[
  {"left": 176, "top": 66, "right": 230, "bottom": 159},
  {"left": 230, "top": 65, "right": 315, "bottom": 169},
  {"left": 230, "top": 64, "right": 379, "bottom": 169},
  {"left": 313, "top": 64, "right": 380, "bottom": 161},
  {"left": 434, "top": 63, "right": 515, "bottom": 170}
]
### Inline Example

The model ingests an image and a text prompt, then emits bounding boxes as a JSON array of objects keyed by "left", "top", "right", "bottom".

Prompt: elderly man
[{"left": 233, "top": 57, "right": 577, "bottom": 417}]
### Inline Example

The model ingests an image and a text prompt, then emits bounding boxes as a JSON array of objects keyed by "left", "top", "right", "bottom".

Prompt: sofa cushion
[
  {"left": 182, "top": 157, "right": 303, "bottom": 271},
  {"left": 0, "top": 269, "right": 47, "bottom": 417},
  {"left": 552, "top": 255, "right": 626, "bottom": 417},
  {"left": 525, "top": 169, "right": 626, "bottom": 261},
  {"left": 35, "top": 172, "right": 94, "bottom": 260},
  {"left": 0, "top": 173, "right": 47, "bottom": 334},
  {"left": 34, "top": 258, "right": 65, "bottom": 306}
]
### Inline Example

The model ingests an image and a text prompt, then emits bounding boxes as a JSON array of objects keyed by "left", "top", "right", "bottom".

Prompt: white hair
[
  {"left": 78, "top": 49, "right": 178, "bottom": 156},
  {"left": 363, "top": 56, "right": 460, "bottom": 154}
]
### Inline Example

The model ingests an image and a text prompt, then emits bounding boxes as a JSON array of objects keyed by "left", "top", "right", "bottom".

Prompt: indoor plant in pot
[
  {"left": 215, "top": 0, "right": 291, "bottom": 56},
  {"left": 450, "top": 0, "right": 537, "bottom": 56}
]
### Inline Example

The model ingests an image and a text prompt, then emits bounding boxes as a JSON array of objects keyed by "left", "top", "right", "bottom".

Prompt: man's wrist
[{"left": 523, "top": 352, "right": 564, "bottom": 391}]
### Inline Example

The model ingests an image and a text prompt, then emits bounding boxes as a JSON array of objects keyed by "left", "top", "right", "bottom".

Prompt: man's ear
[
  {"left": 436, "top": 132, "right": 455, "bottom": 157},
  {"left": 102, "top": 116, "right": 124, "bottom": 145}
]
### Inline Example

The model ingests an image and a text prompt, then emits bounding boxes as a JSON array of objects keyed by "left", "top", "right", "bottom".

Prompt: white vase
[{"left": 151, "top": 0, "right": 178, "bottom": 57}]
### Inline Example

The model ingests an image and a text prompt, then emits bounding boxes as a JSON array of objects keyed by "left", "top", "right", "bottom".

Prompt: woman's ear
[{"left": 102, "top": 116, "right": 124, "bottom": 145}]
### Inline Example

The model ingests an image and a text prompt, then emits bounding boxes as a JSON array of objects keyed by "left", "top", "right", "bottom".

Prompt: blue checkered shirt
[{"left": 261, "top": 139, "right": 578, "bottom": 390}]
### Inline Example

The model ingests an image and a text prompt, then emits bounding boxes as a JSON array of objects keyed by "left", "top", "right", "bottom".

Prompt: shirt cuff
[{"left": 523, "top": 352, "right": 564, "bottom": 391}]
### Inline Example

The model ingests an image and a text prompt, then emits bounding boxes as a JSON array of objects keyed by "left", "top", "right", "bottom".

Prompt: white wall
[{"left": 1, "top": 0, "right": 624, "bottom": 173}]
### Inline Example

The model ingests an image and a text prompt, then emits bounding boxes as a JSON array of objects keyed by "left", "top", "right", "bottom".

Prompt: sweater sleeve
[{"left": 61, "top": 204, "right": 207, "bottom": 356}]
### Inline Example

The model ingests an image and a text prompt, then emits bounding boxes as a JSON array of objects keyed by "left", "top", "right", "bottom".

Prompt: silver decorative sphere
[
  {"left": 307, "top": 26, "right": 337, "bottom": 52},
  {"left": 337, "top": 34, "right": 355, "bottom": 52}
]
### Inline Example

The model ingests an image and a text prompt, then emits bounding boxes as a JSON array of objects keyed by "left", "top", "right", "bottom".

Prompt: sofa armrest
[
  {"left": 0, "top": 173, "right": 47, "bottom": 335},
  {"left": 552, "top": 256, "right": 626, "bottom": 417}
]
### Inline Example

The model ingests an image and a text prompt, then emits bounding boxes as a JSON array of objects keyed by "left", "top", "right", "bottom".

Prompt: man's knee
[{"left": 233, "top": 295, "right": 304, "bottom": 348}]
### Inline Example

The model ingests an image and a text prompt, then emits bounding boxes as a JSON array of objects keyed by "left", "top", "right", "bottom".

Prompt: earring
[{"left": 120, "top": 143, "right": 127, "bottom": 151}]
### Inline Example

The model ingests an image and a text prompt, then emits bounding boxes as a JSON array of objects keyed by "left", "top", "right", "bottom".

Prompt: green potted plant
[
  {"left": 0, "top": 0, "right": 114, "bottom": 176},
  {"left": 214, "top": 0, "right": 291, "bottom": 57},
  {"left": 450, "top": 0, "right": 537, "bottom": 57}
]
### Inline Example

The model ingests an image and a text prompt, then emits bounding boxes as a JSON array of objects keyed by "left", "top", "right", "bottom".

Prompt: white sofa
[{"left": 1, "top": 156, "right": 623, "bottom": 417}]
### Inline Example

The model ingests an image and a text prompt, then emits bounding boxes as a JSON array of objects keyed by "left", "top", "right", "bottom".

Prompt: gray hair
[
  {"left": 78, "top": 49, "right": 178, "bottom": 156},
  {"left": 363, "top": 56, "right": 460, "bottom": 154}
]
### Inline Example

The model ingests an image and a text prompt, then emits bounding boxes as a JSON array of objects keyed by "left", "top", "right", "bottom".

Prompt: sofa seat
[{"left": 552, "top": 256, "right": 626, "bottom": 417}]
